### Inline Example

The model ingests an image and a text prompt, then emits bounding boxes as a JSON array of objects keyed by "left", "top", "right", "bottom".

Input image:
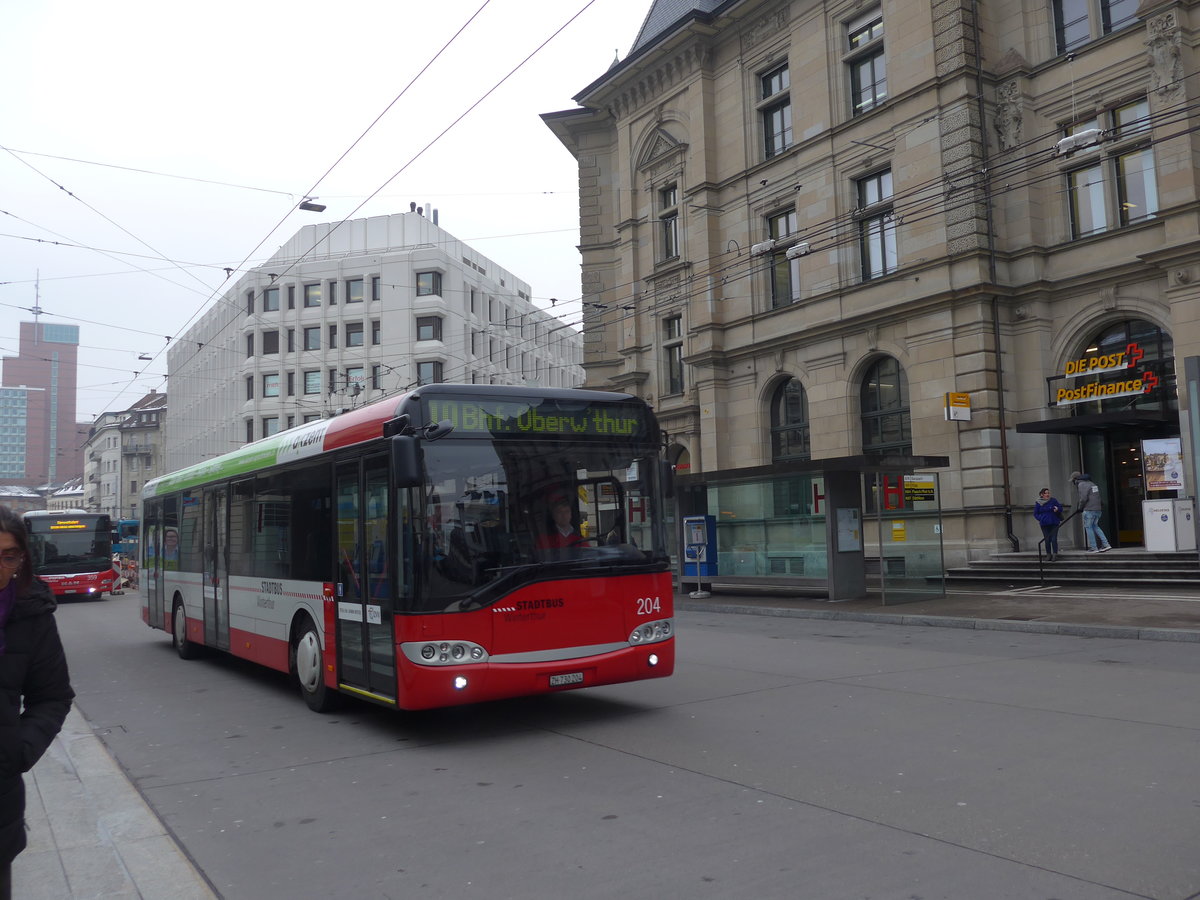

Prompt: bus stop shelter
[{"left": 675, "top": 454, "right": 950, "bottom": 604}]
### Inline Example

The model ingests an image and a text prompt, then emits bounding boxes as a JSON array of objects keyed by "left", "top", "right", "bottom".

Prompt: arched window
[
  {"left": 771, "top": 378, "right": 810, "bottom": 461},
  {"left": 1072, "top": 319, "right": 1175, "bottom": 415},
  {"left": 861, "top": 356, "right": 911, "bottom": 455}
]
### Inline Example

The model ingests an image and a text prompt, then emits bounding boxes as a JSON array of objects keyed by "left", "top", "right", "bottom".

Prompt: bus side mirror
[
  {"left": 660, "top": 459, "right": 675, "bottom": 499},
  {"left": 391, "top": 435, "right": 421, "bottom": 488}
]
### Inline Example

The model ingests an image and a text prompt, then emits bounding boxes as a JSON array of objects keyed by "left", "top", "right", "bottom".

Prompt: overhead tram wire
[
  {"left": 0, "top": 209, "right": 218, "bottom": 301},
  {"left": 164, "top": 1, "right": 499, "bottom": 378},
  {"left": 0, "top": 146, "right": 298, "bottom": 199},
  {"left": 256, "top": 0, "right": 604, "bottom": 290},
  {"left": 0, "top": 230, "right": 245, "bottom": 281},
  {"left": 2, "top": 148, "right": 221, "bottom": 297},
  {"left": 170, "top": 0, "right": 604, "bottom": 393}
]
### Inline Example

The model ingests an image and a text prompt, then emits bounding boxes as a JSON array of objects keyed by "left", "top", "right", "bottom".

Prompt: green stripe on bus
[{"left": 144, "top": 438, "right": 290, "bottom": 497}]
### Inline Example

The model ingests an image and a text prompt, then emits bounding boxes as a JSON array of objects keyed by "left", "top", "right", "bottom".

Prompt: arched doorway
[{"left": 1072, "top": 319, "right": 1177, "bottom": 546}]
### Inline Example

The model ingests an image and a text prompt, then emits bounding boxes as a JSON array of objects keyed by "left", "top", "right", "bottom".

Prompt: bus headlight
[
  {"left": 403, "top": 641, "right": 489, "bottom": 666},
  {"left": 453, "top": 676, "right": 469, "bottom": 690},
  {"left": 627, "top": 618, "right": 673, "bottom": 646}
]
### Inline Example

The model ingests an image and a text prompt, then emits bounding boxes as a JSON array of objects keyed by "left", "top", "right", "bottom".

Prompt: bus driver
[{"left": 536, "top": 501, "right": 580, "bottom": 551}]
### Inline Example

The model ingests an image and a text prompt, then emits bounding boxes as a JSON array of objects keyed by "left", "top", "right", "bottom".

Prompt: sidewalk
[
  {"left": 14, "top": 706, "right": 215, "bottom": 900},
  {"left": 676, "top": 582, "right": 1200, "bottom": 640}
]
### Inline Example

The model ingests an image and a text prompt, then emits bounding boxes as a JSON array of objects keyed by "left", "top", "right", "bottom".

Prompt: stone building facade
[
  {"left": 83, "top": 391, "right": 166, "bottom": 522},
  {"left": 543, "top": 0, "right": 1200, "bottom": 566}
]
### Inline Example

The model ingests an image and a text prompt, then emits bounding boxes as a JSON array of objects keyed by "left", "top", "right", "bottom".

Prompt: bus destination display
[{"left": 425, "top": 397, "right": 649, "bottom": 440}]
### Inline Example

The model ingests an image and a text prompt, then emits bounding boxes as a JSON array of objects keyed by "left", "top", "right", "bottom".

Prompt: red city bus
[
  {"left": 140, "top": 384, "right": 674, "bottom": 712},
  {"left": 24, "top": 510, "right": 120, "bottom": 599}
]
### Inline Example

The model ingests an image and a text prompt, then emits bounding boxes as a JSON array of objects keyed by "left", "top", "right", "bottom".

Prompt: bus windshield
[
  {"left": 26, "top": 514, "right": 113, "bottom": 576},
  {"left": 416, "top": 436, "right": 667, "bottom": 613}
]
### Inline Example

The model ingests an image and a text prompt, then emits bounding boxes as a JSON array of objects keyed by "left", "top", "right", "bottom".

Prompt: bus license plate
[{"left": 549, "top": 672, "right": 584, "bottom": 687}]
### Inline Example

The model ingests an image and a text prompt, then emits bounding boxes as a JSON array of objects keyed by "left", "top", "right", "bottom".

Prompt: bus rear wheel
[
  {"left": 292, "top": 620, "right": 339, "bottom": 713},
  {"left": 173, "top": 600, "right": 198, "bottom": 660}
]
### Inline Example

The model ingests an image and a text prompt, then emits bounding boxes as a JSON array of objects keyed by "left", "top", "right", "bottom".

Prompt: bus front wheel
[
  {"left": 173, "top": 600, "right": 198, "bottom": 660},
  {"left": 292, "top": 620, "right": 339, "bottom": 713}
]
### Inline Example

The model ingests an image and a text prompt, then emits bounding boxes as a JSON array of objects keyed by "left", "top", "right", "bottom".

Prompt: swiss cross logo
[
  {"left": 1142, "top": 370, "right": 1159, "bottom": 393},
  {"left": 1126, "top": 342, "right": 1144, "bottom": 368}
]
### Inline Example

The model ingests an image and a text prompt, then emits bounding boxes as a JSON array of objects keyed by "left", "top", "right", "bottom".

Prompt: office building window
[
  {"left": 286, "top": 371, "right": 295, "bottom": 396},
  {"left": 262, "top": 373, "right": 280, "bottom": 397},
  {"left": 663, "top": 315, "right": 684, "bottom": 396},
  {"left": 327, "top": 281, "right": 337, "bottom": 305},
  {"left": 861, "top": 356, "right": 911, "bottom": 455},
  {"left": 371, "top": 320, "right": 381, "bottom": 345},
  {"left": 245, "top": 333, "right": 254, "bottom": 357},
  {"left": 346, "top": 278, "right": 363, "bottom": 304},
  {"left": 659, "top": 183, "right": 679, "bottom": 260},
  {"left": 328, "top": 324, "right": 338, "bottom": 350},
  {"left": 759, "top": 63, "right": 792, "bottom": 158},
  {"left": 246, "top": 290, "right": 255, "bottom": 315},
  {"left": 346, "top": 322, "right": 364, "bottom": 347},
  {"left": 303, "top": 370, "right": 321, "bottom": 395},
  {"left": 304, "top": 284, "right": 321, "bottom": 307},
  {"left": 416, "top": 271, "right": 442, "bottom": 296},
  {"left": 245, "top": 376, "right": 254, "bottom": 401},
  {"left": 417, "top": 361, "right": 443, "bottom": 385},
  {"left": 261, "top": 330, "right": 279, "bottom": 355},
  {"left": 767, "top": 209, "right": 801, "bottom": 307},
  {"left": 346, "top": 366, "right": 365, "bottom": 392},
  {"left": 263, "top": 287, "right": 280, "bottom": 312},
  {"left": 371, "top": 276, "right": 381, "bottom": 301},
  {"left": 847, "top": 9, "right": 886, "bottom": 116},
  {"left": 287, "top": 285, "right": 295, "bottom": 309},
  {"left": 303, "top": 326, "right": 320, "bottom": 350},
  {"left": 856, "top": 169, "right": 897, "bottom": 280},
  {"left": 245, "top": 419, "right": 254, "bottom": 442},
  {"left": 372, "top": 364, "right": 381, "bottom": 390},
  {"left": 262, "top": 417, "right": 280, "bottom": 437},
  {"left": 287, "top": 328, "right": 295, "bottom": 352},
  {"left": 416, "top": 316, "right": 442, "bottom": 341}
]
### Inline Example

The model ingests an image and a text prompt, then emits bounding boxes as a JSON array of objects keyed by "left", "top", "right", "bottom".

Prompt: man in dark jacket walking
[
  {"left": 0, "top": 506, "right": 74, "bottom": 898},
  {"left": 1070, "top": 471, "right": 1112, "bottom": 552}
]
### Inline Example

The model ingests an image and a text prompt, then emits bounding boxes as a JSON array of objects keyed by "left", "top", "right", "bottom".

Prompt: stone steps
[{"left": 944, "top": 550, "right": 1200, "bottom": 587}]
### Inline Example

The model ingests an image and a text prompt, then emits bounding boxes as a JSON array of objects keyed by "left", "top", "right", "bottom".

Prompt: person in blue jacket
[{"left": 1033, "top": 488, "right": 1064, "bottom": 560}]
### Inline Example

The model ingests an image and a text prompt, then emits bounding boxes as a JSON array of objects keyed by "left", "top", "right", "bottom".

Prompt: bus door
[
  {"left": 203, "top": 487, "right": 230, "bottom": 651},
  {"left": 335, "top": 456, "right": 395, "bottom": 701},
  {"left": 145, "top": 507, "right": 165, "bottom": 630}
]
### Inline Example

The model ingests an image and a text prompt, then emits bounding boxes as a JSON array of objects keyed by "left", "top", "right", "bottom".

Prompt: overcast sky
[{"left": 0, "top": 0, "right": 653, "bottom": 423}]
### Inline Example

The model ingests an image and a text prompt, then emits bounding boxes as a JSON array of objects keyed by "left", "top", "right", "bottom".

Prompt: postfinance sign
[{"left": 1054, "top": 342, "right": 1159, "bottom": 406}]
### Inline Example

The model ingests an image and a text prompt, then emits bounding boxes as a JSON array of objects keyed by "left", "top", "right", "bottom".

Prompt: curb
[{"left": 675, "top": 600, "right": 1200, "bottom": 643}]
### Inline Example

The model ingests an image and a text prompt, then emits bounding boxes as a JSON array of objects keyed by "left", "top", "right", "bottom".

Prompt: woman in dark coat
[
  {"left": 1033, "top": 488, "right": 1064, "bottom": 561},
  {"left": 0, "top": 506, "right": 74, "bottom": 897}
]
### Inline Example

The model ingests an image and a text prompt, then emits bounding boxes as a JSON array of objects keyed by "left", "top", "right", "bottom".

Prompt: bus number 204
[{"left": 636, "top": 596, "right": 662, "bottom": 616}]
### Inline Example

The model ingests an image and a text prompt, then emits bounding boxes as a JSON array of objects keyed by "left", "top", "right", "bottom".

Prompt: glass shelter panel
[
  {"left": 865, "top": 471, "right": 944, "bottom": 604},
  {"left": 707, "top": 476, "right": 827, "bottom": 579}
]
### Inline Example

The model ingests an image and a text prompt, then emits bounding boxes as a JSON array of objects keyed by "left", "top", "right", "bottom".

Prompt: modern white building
[{"left": 164, "top": 210, "right": 583, "bottom": 472}]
